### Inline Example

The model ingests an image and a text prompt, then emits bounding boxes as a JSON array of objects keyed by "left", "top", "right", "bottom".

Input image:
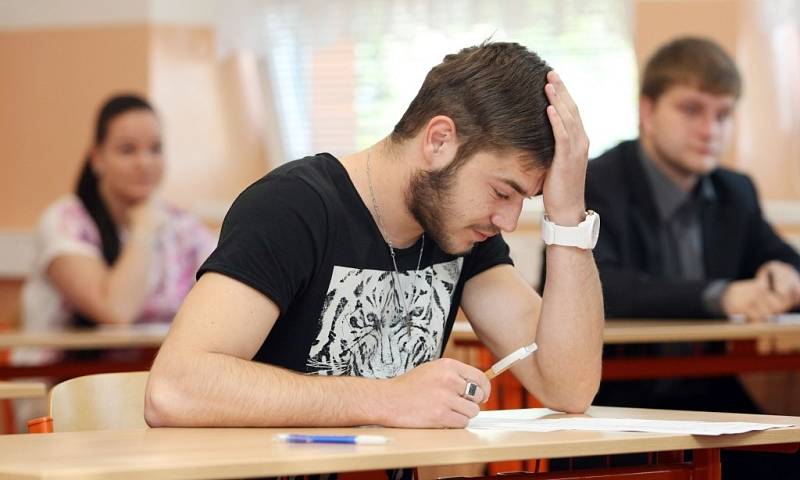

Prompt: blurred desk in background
[
  {"left": 0, "top": 324, "right": 167, "bottom": 350},
  {"left": 452, "top": 318, "right": 800, "bottom": 345},
  {"left": 0, "top": 324, "right": 167, "bottom": 379},
  {"left": 0, "top": 381, "right": 45, "bottom": 400},
  {"left": 6, "top": 319, "right": 799, "bottom": 380},
  {"left": 452, "top": 318, "right": 800, "bottom": 380}
]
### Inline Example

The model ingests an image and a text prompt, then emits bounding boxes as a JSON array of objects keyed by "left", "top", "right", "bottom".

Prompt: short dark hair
[
  {"left": 391, "top": 41, "right": 554, "bottom": 171},
  {"left": 641, "top": 37, "right": 742, "bottom": 101}
]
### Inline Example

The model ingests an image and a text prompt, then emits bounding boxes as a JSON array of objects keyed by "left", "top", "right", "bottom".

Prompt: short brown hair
[
  {"left": 641, "top": 37, "right": 742, "bottom": 101},
  {"left": 392, "top": 41, "right": 554, "bottom": 171}
]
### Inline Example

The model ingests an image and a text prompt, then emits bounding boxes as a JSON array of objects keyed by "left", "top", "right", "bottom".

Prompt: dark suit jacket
[
  {"left": 581, "top": 140, "right": 800, "bottom": 318},
  {"left": 536, "top": 140, "right": 800, "bottom": 414}
]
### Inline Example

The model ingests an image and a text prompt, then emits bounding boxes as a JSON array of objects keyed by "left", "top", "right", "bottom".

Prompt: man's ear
[
  {"left": 421, "top": 115, "right": 458, "bottom": 170},
  {"left": 639, "top": 95, "right": 656, "bottom": 137}
]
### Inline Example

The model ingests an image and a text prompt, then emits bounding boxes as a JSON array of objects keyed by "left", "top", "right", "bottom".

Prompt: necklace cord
[{"left": 366, "top": 148, "right": 425, "bottom": 335}]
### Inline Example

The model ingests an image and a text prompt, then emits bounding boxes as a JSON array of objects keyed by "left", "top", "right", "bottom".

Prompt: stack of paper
[{"left": 468, "top": 411, "right": 793, "bottom": 436}]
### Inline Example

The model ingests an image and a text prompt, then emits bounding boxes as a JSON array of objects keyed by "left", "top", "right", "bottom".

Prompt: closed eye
[{"left": 494, "top": 189, "right": 510, "bottom": 200}]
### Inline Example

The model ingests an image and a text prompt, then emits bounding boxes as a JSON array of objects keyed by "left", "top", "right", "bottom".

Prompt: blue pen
[{"left": 275, "top": 434, "right": 389, "bottom": 445}]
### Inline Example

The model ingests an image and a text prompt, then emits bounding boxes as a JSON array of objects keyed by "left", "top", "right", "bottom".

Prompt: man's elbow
[
  {"left": 547, "top": 390, "right": 595, "bottom": 414},
  {"left": 542, "top": 374, "right": 600, "bottom": 414},
  {"left": 144, "top": 369, "right": 187, "bottom": 427},
  {"left": 548, "top": 392, "right": 596, "bottom": 414}
]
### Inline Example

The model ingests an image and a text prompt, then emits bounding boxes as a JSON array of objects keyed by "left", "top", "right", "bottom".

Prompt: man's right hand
[
  {"left": 380, "top": 358, "right": 490, "bottom": 429},
  {"left": 721, "top": 278, "right": 794, "bottom": 323},
  {"left": 756, "top": 261, "right": 800, "bottom": 308}
]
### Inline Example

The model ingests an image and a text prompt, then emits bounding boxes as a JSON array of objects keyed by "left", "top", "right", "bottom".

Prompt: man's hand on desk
[
  {"left": 721, "top": 267, "right": 800, "bottom": 323},
  {"left": 757, "top": 261, "right": 800, "bottom": 308},
  {"left": 378, "top": 358, "right": 490, "bottom": 429}
]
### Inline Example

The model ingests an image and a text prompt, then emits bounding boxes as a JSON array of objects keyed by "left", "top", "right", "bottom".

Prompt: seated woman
[{"left": 16, "top": 94, "right": 216, "bottom": 364}]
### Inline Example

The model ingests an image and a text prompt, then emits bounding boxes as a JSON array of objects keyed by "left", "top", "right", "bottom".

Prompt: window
[{"left": 256, "top": 0, "right": 637, "bottom": 162}]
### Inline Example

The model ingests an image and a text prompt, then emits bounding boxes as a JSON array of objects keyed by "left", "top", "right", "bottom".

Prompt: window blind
[{"left": 255, "top": 0, "right": 637, "bottom": 162}]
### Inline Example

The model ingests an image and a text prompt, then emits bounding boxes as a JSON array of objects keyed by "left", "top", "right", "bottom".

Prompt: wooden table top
[
  {"left": 451, "top": 319, "right": 800, "bottom": 344},
  {"left": 0, "top": 407, "right": 798, "bottom": 479},
  {"left": 0, "top": 324, "right": 168, "bottom": 350},
  {"left": 2, "top": 319, "right": 799, "bottom": 352},
  {"left": 0, "top": 381, "right": 46, "bottom": 399}
]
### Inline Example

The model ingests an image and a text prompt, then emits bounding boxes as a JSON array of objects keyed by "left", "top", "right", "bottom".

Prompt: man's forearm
[
  {"left": 145, "top": 350, "right": 385, "bottom": 427},
  {"left": 536, "top": 245, "right": 603, "bottom": 411}
]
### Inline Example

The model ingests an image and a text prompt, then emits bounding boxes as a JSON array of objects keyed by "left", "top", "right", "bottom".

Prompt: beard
[{"left": 406, "top": 165, "right": 474, "bottom": 256}]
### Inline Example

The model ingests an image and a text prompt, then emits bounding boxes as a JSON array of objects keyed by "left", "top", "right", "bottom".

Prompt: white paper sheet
[
  {"left": 468, "top": 410, "right": 793, "bottom": 436},
  {"left": 729, "top": 313, "right": 800, "bottom": 324},
  {"left": 773, "top": 314, "right": 800, "bottom": 325}
]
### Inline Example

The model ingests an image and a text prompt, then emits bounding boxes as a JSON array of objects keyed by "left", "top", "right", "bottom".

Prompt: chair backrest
[{"left": 49, "top": 371, "right": 150, "bottom": 432}]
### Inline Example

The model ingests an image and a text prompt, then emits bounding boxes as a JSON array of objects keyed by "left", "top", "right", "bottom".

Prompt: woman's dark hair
[{"left": 73, "top": 94, "right": 155, "bottom": 327}]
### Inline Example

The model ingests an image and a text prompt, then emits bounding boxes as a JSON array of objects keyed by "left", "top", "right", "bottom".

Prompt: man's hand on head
[
  {"left": 541, "top": 70, "right": 590, "bottom": 226},
  {"left": 378, "top": 358, "right": 490, "bottom": 429}
]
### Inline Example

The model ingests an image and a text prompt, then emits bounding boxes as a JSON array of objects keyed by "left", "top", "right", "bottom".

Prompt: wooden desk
[
  {"left": 0, "top": 381, "right": 45, "bottom": 399},
  {"left": 4, "top": 320, "right": 799, "bottom": 380},
  {"left": 600, "top": 319, "right": 800, "bottom": 344},
  {"left": 0, "top": 326, "right": 166, "bottom": 379},
  {"left": 451, "top": 319, "right": 800, "bottom": 474},
  {"left": 451, "top": 319, "right": 800, "bottom": 345},
  {"left": 7, "top": 320, "right": 796, "bottom": 351},
  {"left": 0, "top": 407, "right": 797, "bottom": 479},
  {"left": 6, "top": 320, "right": 796, "bottom": 351},
  {"left": 452, "top": 319, "right": 800, "bottom": 380},
  {"left": 0, "top": 325, "right": 168, "bottom": 350}
]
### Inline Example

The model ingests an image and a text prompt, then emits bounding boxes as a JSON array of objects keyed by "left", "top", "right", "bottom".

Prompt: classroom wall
[
  {"left": 148, "top": 25, "right": 269, "bottom": 211},
  {"left": 0, "top": 25, "right": 150, "bottom": 229},
  {"left": 737, "top": 0, "right": 800, "bottom": 200}
]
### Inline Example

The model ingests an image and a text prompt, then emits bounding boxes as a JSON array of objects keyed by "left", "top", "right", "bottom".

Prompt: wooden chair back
[{"left": 47, "top": 371, "right": 150, "bottom": 432}]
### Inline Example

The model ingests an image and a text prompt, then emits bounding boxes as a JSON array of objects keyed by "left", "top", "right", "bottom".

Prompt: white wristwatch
[{"left": 541, "top": 210, "right": 600, "bottom": 249}]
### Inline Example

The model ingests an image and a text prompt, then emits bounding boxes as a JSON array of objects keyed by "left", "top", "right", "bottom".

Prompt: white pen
[
  {"left": 274, "top": 434, "right": 389, "bottom": 445},
  {"left": 485, "top": 341, "right": 538, "bottom": 380}
]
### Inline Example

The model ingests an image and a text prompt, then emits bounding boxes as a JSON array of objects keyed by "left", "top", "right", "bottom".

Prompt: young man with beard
[
  {"left": 145, "top": 43, "right": 603, "bottom": 436},
  {"left": 578, "top": 37, "right": 800, "bottom": 478}
]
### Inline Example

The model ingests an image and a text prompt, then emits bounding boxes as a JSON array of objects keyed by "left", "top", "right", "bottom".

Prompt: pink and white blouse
[{"left": 16, "top": 195, "right": 216, "bottom": 363}]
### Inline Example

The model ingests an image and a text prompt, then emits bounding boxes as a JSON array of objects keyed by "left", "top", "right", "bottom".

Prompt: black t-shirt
[{"left": 200, "top": 153, "right": 513, "bottom": 377}]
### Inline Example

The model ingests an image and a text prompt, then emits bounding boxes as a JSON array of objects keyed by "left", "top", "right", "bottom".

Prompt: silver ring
[{"left": 462, "top": 381, "right": 479, "bottom": 400}]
